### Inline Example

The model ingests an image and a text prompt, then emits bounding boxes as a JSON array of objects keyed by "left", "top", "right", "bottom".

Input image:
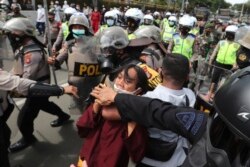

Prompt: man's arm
[
  {"left": 91, "top": 85, "right": 207, "bottom": 144},
  {"left": 114, "top": 94, "right": 207, "bottom": 144}
]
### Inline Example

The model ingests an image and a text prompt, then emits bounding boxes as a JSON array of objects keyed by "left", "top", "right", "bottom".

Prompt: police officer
[
  {"left": 167, "top": 15, "right": 196, "bottom": 60},
  {"left": 124, "top": 8, "right": 144, "bottom": 40},
  {"left": 160, "top": 11, "right": 171, "bottom": 30},
  {"left": 43, "top": 9, "right": 61, "bottom": 49},
  {"left": 3, "top": 18, "right": 71, "bottom": 152},
  {"left": 152, "top": 11, "right": 161, "bottom": 27},
  {"left": 140, "top": 14, "right": 154, "bottom": 27},
  {"left": 202, "top": 25, "right": 240, "bottom": 101},
  {"left": 48, "top": 13, "right": 102, "bottom": 113},
  {"left": 52, "top": 7, "right": 77, "bottom": 54},
  {"left": 0, "top": 69, "right": 77, "bottom": 167},
  {"left": 95, "top": 10, "right": 118, "bottom": 36},
  {"left": 236, "top": 29, "right": 250, "bottom": 69},
  {"left": 6, "top": 3, "right": 26, "bottom": 21},
  {"left": 161, "top": 15, "right": 177, "bottom": 48}
]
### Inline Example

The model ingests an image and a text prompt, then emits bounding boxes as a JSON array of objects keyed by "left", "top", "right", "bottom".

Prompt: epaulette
[
  {"left": 23, "top": 44, "right": 43, "bottom": 54},
  {"left": 187, "top": 33, "right": 196, "bottom": 38}
]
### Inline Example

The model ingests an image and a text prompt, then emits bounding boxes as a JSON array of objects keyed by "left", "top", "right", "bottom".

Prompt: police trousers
[
  {"left": 0, "top": 103, "right": 14, "bottom": 167},
  {"left": 17, "top": 97, "right": 66, "bottom": 140}
]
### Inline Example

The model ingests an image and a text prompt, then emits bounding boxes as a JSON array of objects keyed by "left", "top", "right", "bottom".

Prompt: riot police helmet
[
  {"left": 68, "top": 12, "right": 89, "bottom": 31},
  {"left": 134, "top": 25, "right": 161, "bottom": 43},
  {"left": 210, "top": 67, "right": 250, "bottom": 166},
  {"left": 3, "top": 17, "right": 35, "bottom": 36},
  {"left": 99, "top": 26, "right": 129, "bottom": 50}
]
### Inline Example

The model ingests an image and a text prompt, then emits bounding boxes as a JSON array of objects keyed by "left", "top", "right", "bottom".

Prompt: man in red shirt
[{"left": 90, "top": 7, "right": 101, "bottom": 33}]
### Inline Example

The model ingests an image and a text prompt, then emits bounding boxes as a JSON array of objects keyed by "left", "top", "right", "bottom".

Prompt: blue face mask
[
  {"left": 106, "top": 19, "right": 115, "bottom": 26},
  {"left": 72, "top": 29, "right": 85, "bottom": 39}
]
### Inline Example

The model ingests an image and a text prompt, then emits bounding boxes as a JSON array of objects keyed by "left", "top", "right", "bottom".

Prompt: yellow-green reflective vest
[
  {"left": 100, "top": 24, "right": 108, "bottom": 32},
  {"left": 62, "top": 22, "right": 69, "bottom": 40},
  {"left": 128, "top": 33, "right": 136, "bottom": 40},
  {"left": 161, "top": 18, "right": 169, "bottom": 28},
  {"left": 216, "top": 40, "right": 240, "bottom": 65},
  {"left": 172, "top": 33, "right": 195, "bottom": 59},
  {"left": 162, "top": 26, "right": 176, "bottom": 43},
  {"left": 189, "top": 27, "right": 199, "bottom": 36}
]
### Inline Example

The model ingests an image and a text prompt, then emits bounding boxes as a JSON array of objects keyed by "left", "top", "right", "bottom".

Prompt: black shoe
[
  {"left": 9, "top": 136, "right": 37, "bottom": 153},
  {"left": 50, "top": 114, "right": 70, "bottom": 127}
]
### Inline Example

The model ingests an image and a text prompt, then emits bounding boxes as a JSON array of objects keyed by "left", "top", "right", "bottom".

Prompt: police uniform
[
  {"left": 56, "top": 37, "right": 102, "bottom": 112},
  {"left": 44, "top": 19, "right": 61, "bottom": 47},
  {"left": 169, "top": 33, "right": 196, "bottom": 60},
  {"left": 9, "top": 40, "right": 70, "bottom": 152},
  {"left": 0, "top": 69, "right": 69, "bottom": 165},
  {"left": 162, "top": 24, "right": 177, "bottom": 44},
  {"left": 209, "top": 40, "right": 240, "bottom": 84},
  {"left": 52, "top": 21, "right": 69, "bottom": 52}
]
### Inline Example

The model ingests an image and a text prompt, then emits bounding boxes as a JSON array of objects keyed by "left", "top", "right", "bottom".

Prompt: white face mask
[
  {"left": 113, "top": 83, "right": 140, "bottom": 95},
  {"left": 107, "top": 19, "right": 115, "bottom": 26}
]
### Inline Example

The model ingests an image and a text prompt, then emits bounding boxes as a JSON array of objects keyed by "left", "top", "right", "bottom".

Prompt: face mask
[
  {"left": 226, "top": 34, "right": 235, "bottom": 41},
  {"left": 107, "top": 19, "right": 115, "bottom": 26},
  {"left": 72, "top": 29, "right": 85, "bottom": 39},
  {"left": 7, "top": 34, "right": 26, "bottom": 51},
  {"left": 113, "top": 83, "right": 140, "bottom": 95},
  {"left": 169, "top": 21, "right": 175, "bottom": 26}
]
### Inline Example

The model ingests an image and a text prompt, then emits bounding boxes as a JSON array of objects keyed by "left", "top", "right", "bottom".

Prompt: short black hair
[
  {"left": 162, "top": 53, "right": 190, "bottom": 85},
  {"left": 113, "top": 64, "right": 148, "bottom": 94}
]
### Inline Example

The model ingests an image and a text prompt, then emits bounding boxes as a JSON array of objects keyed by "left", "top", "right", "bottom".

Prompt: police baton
[{"left": 43, "top": 0, "right": 58, "bottom": 85}]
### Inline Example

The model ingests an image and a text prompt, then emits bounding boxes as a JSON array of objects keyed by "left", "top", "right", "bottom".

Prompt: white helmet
[
  {"left": 166, "top": 12, "right": 171, "bottom": 16},
  {"left": 143, "top": 14, "right": 154, "bottom": 25},
  {"left": 225, "top": 25, "right": 238, "bottom": 33},
  {"left": 168, "top": 16, "right": 177, "bottom": 22},
  {"left": 179, "top": 15, "right": 193, "bottom": 28},
  {"left": 168, "top": 16, "right": 177, "bottom": 27},
  {"left": 125, "top": 8, "right": 144, "bottom": 24},
  {"left": 104, "top": 10, "right": 118, "bottom": 21},
  {"left": 153, "top": 11, "right": 160, "bottom": 16},
  {"left": 64, "top": 7, "right": 77, "bottom": 14},
  {"left": 190, "top": 16, "right": 197, "bottom": 26}
]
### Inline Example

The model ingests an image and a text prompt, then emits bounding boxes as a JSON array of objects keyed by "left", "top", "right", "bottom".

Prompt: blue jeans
[{"left": 36, "top": 22, "right": 45, "bottom": 35}]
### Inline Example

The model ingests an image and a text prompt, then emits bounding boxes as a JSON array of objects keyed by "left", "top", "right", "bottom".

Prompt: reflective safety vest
[
  {"left": 128, "top": 33, "right": 136, "bottom": 40},
  {"left": 216, "top": 40, "right": 240, "bottom": 65},
  {"left": 189, "top": 27, "right": 199, "bottom": 36},
  {"left": 100, "top": 24, "right": 108, "bottom": 32},
  {"left": 61, "top": 21, "right": 69, "bottom": 40},
  {"left": 172, "top": 33, "right": 196, "bottom": 60},
  {"left": 161, "top": 18, "right": 169, "bottom": 28},
  {"left": 162, "top": 25, "right": 176, "bottom": 43}
]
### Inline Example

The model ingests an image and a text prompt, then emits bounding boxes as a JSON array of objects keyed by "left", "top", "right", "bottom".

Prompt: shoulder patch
[
  {"left": 176, "top": 112, "right": 195, "bottom": 131},
  {"left": 24, "top": 53, "right": 32, "bottom": 64}
]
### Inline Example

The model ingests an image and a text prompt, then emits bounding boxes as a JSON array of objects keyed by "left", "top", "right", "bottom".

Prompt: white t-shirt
[
  {"left": 141, "top": 84, "right": 196, "bottom": 167},
  {"left": 37, "top": 8, "right": 45, "bottom": 22}
]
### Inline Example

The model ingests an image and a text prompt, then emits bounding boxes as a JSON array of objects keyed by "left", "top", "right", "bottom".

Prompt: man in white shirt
[
  {"left": 36, "top": 4, "right": 45, "bottom": 36},
  {"left": 138, "top": 53, "right": 196, "bottom": 167}
]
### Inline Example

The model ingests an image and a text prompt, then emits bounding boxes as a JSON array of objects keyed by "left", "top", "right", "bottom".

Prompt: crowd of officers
[{"left": 1, "top": 1, "right": 250, "bottom": 167}]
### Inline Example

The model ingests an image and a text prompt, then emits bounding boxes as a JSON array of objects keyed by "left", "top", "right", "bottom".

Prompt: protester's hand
[
  {"left": 90, "top": 84, "right": 117, "bottom": 106},
  {"left": 93, "top": 100, "right": 101, "bottom": 114},
  {"left": 47, "top": 55, "right": 56, "bottom": 64},
  {"left": 63, "top": 85, "right": 79, "bottom": 98}
]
